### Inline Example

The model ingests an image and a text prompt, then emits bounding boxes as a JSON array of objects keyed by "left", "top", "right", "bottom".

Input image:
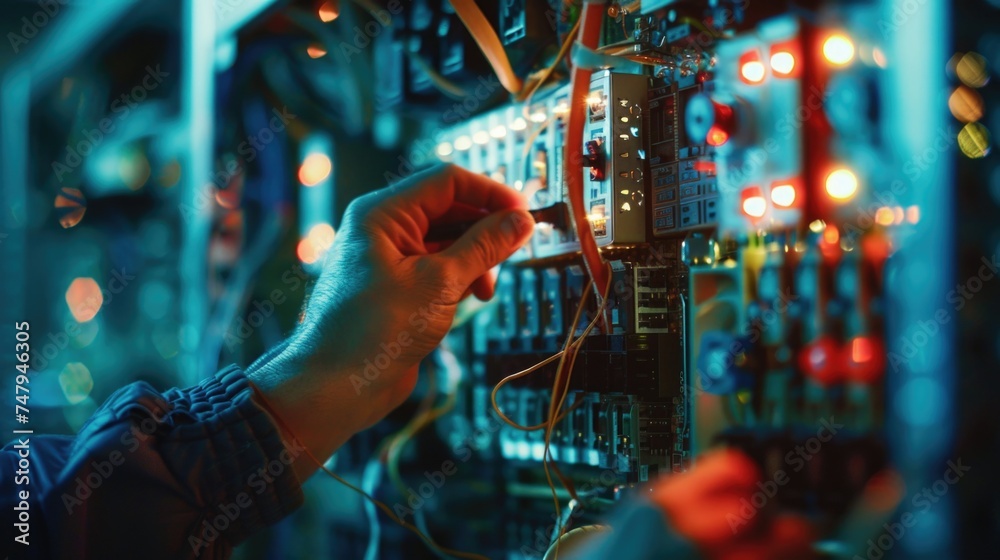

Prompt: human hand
[
  {"left": 651, "top": 449, "right": 816, "bottom": 560},
  {"left": 250, "top": 164, "right": 533, "bottom": 479}
]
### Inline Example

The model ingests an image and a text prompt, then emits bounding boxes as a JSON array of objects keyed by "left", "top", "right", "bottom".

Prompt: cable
[
  {"left": 361, "top": 458, "right": 384, "bottom": 560},
  {"left": 565, "top": 1, "right": 611, "bottom": 301},
  {"left": 517, "top": 16, "right": 582, "bottom": 104},
  {"left": 449, "top": 0, "right": 524, "bottom": 94},
  {"left": 338, "top": 0, "right": 472, "bottom": 100},
  {"left": 384, "top": 362, "right": 441, "bottom": 495},
  {"left": 406, "top": 50, "right": 471, "bottom": 99},
  {"left": 490, "top": 279, "right": 596, "bottom": 431},
  {"left": 248, "top": 382, "right": 489, "bottom": 560},
  {"left": 542, "top": 271, "right": 612, "bottom": 560}
]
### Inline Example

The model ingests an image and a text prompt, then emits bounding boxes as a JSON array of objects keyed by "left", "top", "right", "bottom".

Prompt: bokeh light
[
  {"left": 823, "top": 34, "right": 855, "bottom": 65},
  {"left": 309, "top": 222, "right": 336, "bottom": 251},
  {"left": 307, "top": 44, "right": 327, "bottom": 58},
  {"left": 299, "top": 153, "right": 332, "bottom": 186},
  {"left": 157, "top": 160, "right": 181, "bottom": 188},
  {"left": 948, "top": 86, "right": 984, "bottom": 123},
  {"left": 65, "top": 277, "right": 103, "bottom": 323},
  {"left": 318, "top": 1, "right": 339, "bottom": 22},
  {"left": 770, "top": 51, "right": 795, "bottom": 75},
  {"left": 825, "top": 168, "right": 859, "bottom": 200},
  {"left": 54, "top": 187, "right": 87, "bottom": 228},
  {"left": 297, "top": 223, "right": 336, "bottom": 264},
  {"left": 59, "top": 362, "right": 94, "bottom": 405},
  {"left": 119, "top": 151, "right": 151, "bottom": 190},
  {"left": 958, "top": 122, "right": 991, "bottom": 159},
  {"left": 740, "top": 60, "right": 766, "bottom": 83},
  {"left": 956, "top": 52, "right": 990, "bottom": 88},
  {"left": 875, "top": 207, "right": 895, "bottom": 226}
]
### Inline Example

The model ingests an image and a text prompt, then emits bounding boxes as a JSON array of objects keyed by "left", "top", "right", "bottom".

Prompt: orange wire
[{"left": 248, "top": 382, "right": 489, "bottom": 560}]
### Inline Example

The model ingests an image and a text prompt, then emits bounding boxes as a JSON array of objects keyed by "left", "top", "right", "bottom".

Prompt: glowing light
[
  {"left": 956, "top": 52, "right": 990, "bottom": 88},
  {"left": 854, "top": 338, "right": 873, "bottom": 362},
  {"left": 957, "top": 122, "right": 991, "bottom": 159},
  {"left": 554, "top": 101, "right": 570, "bottom": 114},
  {"left": 893, "top": 206, "right": 905, "bottom": 225},
  {"left": 308, "top": 223, "right": 336, "bottom": 252},
  {"left": 490, "top": 125, "right": 507, "bottom": 139},
  {"left": 706, "top": 125, "right": 729, "bottom": 146},
  {"left": 529, "top": 110, "right": 547, "bottom": 123},
  {"left": 59, "top": 363, "right": 94, "bottom": 405},
  {"left": 770, "top": 51, "right": 795, "bottom": 75},
  {"left": 66, "top": 277, "right": 103, "bottom": 323},
  {"left": 514, "top": 180, "right": 524, "bottom": 190},
  {"left": 586, "top": 93, "right": 603, "bottom": 105},
  {"left": 823, "top": 34, "right": 855, "bottom": 65},
  {"left": 215, "top": 188, "right": 239, "bottom": 209},
  {"left": 872, "top": 47, "right": 887, "bottom": 68},
  {"left": 825, "top": 168, "right": 858, "bottom": 200},
  {"left": 741, "top": 187, "right": 766, "bottom": 218},
  {"left": 740, "top": 60, "right": 766, "bottom": 83},
  {"left": 454, "top": 135, "right": 473, "bottom": 150},
  {"left": 297, "top": 238, "right": 319, "bottom": 264},
  {"left": 119, "top": 152, "right": 151, "bottom": 190},
  {"left": 157, "top": 160, "right": 181, "bottom": 188},
  {"left": 823, "top": 225, "right": 840, "bottom": 245},
  {"left": 510, "top": 117, "right": 527, "bottom": 131},
  {"left": 297, "top": 224, "right": 335, "bottom": 265},
  {"left": 907, "top": 205, "right": 920, "bottom": 224},
  {"left": 299, "top": 153, "right": 332, "bottom": 186},
  {"left": 436, "top": 142, "right": 454, "bottom": 157},
  {"left": 318, "top": 1, "right": 339, "bottom": 22},
  {"left": 472, "top": 130, "right": 490, "bottom": 145},
  {"left": 307, "top": 44, "right": 327, "bottom": 58},
  {"left": 54, "top": 187, "right": 87, "bottom": 228},
  {"left": 875, "top": 207, "right": 895, "bottom": 226},
  {"left": 620, "top": 202, "right": 632, "bottom": 212},
  {"left": 949, "top": 86, "right": 984, "bottom": 123},
  {"left": 770, "top": 183, "right": 796, "bottom": 207},
  {"left": 809, "top": 219, "right": 826, "bottom": 233}
]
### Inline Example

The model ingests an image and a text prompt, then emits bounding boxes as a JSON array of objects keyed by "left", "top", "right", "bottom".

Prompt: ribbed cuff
[{"left": 160, "top": 365, "right": 305, "bottom": 545}]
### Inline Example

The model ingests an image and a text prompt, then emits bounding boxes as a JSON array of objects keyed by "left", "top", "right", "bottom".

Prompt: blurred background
[{"left": 1, "top": 0, "right": 998, "bottom": 558}]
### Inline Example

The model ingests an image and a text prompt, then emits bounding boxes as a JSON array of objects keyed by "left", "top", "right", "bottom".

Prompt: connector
[{"left": 529, "top": 202, "right": 570, "bottom": 232}]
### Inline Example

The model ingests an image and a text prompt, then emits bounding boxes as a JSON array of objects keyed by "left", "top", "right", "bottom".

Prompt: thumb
[{"left": 440, "top": 209, "right": 534, "bottom": 287}]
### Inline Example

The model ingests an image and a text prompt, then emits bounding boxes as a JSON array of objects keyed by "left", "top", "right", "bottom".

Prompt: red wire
[{"left": 566, "top": 1, "right": 612, "bottom": 298}]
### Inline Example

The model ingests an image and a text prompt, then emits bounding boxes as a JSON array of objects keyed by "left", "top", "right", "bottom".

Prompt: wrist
[{"left": 247, "top": 328, "right": 358, "bottom": 481}]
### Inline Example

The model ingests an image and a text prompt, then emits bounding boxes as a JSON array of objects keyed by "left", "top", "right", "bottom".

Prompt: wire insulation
[
  {"left": 450, "top": 0, "right": 524, "bottom": 94},
  {"left": 248, "top": 381, "right": 489, "bottom": 560}
]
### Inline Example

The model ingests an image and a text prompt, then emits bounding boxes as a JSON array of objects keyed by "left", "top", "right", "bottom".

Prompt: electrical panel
[
  {"left": 410, "top": 1, "right": 917, "bottom": 555},
  {"left": 583, "top": 70, "right": 650, "bottom": 246}
]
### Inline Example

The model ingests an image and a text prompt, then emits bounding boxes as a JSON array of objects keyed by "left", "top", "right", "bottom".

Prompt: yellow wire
[
  {"left": 543, "top": 267, "right": 613, "bottom": 560},
  {"left": 248, "top": 381, "right": 488, "bottom": 560},
  {"left": 386, "top": 363, "right": 448, "bottom": 495},
  {"left": 450, "top": 0, "right": 524, "bottom": 94},
  {"left": 516, "top": 17, "right": 582, "bottom": 104},
  {"left": 490, "top": 279, "right": 594, "bottom": 431}
]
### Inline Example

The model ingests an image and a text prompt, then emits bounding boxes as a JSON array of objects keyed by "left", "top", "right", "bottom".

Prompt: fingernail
[{"left": 501, "top": 210, "right": 535, "bottom": 240}]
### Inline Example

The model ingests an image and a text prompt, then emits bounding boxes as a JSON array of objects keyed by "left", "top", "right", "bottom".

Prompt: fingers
[
  {"left": 652, "top": 449, "right": 761, "bottom": 510},
  {"left": 439, "top": 209, "right": 534, "bottom": 288},
  {"left": 651, "top": 449, "right": 764, "bottom": 548},
  {"left": 357, "top": 164, "right": 528, "bottom": 234},
  {"left": 469, "top": 272, "right": 496, "bottom": 301}
]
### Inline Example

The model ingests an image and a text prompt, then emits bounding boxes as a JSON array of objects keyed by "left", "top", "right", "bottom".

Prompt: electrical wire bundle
[{"left": 251, "top": 2, "right": 620, "bottom": 558}]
